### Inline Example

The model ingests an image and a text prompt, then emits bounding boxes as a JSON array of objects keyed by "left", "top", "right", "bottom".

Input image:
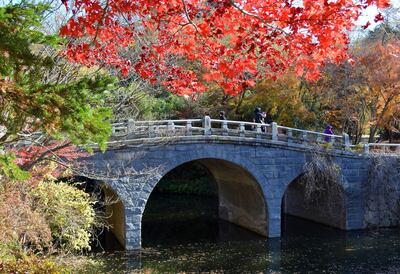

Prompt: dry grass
[{"left": 301, "top": 153, "right": 345, "bottom": 218}]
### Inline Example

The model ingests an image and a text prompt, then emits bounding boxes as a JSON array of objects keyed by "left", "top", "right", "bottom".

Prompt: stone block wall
[
  {"left": 363, "top": 156, "right": 400, "bottom": 227},
  {"left": 86, "top": 137, "right": 398, "bottom": 250}
]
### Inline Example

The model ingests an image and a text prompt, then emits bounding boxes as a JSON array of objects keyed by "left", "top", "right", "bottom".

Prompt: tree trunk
[{"left": 369, "top": 126, "right": 377, "bottom": 143}]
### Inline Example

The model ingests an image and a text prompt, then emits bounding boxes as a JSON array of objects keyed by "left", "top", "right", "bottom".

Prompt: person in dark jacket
[
  {"left": 323, "top": 124, "right": 334, "bottom": 142},
  {"left": 219, "top": 111, "right": 226, "bottom": 120},
  {"left": 253, "top": 107, "right": 262, "bottom": 123},
  {"left": 253, "top": 107, "right": 265, "bottom": 132}
]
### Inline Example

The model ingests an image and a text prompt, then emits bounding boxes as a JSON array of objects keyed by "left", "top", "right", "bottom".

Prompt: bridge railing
[
  {"left": 110, "top": 116, "right": 353, "bottom": 151},
  {"left": 110, "top": 117, "right": 400, "bottom": 154},
  {"left": 208, "top": 119, "right": 272, "bottom": 139},
  {"left": 11, "top": 117, "right": 399, "bottom": 154},
  {"left": 208, "top": 119, "right": 346, "bottom": 148},
  {"left": 111, "top": 119, "right": 205, "bottom": 139},
  {"left": 363, "top": 143, "right": 400, "bottom": 154},
  {"left": 275, "top": 125, "right": 346, "bottom": 149}
]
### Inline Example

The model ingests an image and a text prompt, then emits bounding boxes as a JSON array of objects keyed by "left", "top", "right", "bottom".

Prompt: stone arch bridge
[{"left": 86, "top": 117, "right": 397, "bottom": 250}]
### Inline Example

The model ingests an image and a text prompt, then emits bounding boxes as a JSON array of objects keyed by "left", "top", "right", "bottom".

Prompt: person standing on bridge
[
  {"left": 323, "top": 125, "right": 334, "bottom": 142},
  {"left": 219, "top": 111, "right": 226, "bottom": 120},
  {"left": 253, "top": 107, "right": 266, "bottom": 132}
]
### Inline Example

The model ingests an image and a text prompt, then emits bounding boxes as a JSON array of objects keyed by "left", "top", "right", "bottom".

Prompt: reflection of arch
[
  {"left": 282, "top": 175, "right": 346, "bottom": 229},
  {"left": 144, "top": 158, "right": 269, "bottom": 237}
]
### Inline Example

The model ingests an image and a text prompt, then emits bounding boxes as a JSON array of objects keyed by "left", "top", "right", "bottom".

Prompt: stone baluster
[
  {"left": 256, "top": 124, "right": 262, "bottom": 139},
  {"left": 222, "top": 121, "right": 228, "bottom": 136},
  {"left": 203, "top": 116, "right": 211, "bottom": 136},
  {"left": 343, "top": 133, "right": 350, "bottom": 150},
  {"left": 363, "top": 143, "right": 370, "bottom": 154},
  {"left": 126, "top": 119, "right": 135, "bottom": 138},
  {"left": 330, "top": 135, "right": 335, "bottom": 146},
  {"left": 287, "top": 128, "right": 293, "bottom": 144},
  {"left": 167, "top": 121, "right": 175, "bottom": 136},
  {"left": 302, "top": 131, "right": 308, "bottom": 144},
  {"left": 239, "top": 123, "right": 245, "bottom": 137},
  {"left": 127, "top": 119, "right": 134, "bottom": 134},
  {"left": 272, "top": 122, "right": 278, "bottom": 141},
  {"left": 148, "top": 124, "right": 153, "bottom": 138},
  {"left": 186, "top": 120, "right": 192, "bottom": 136}
]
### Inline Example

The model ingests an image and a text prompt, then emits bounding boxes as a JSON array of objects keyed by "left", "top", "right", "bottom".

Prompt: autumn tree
[
  {"left": 307, "top": 62, "right": 369, "bottom": 143},
  {"left": 239, "top": 74, "right": 320, "bottom": 128},
  {"left": 357, "top": 38, "right": 400, "bottom": 142},
  {"left": 60, "top": 0, "right": 391, "bottom": 96}
]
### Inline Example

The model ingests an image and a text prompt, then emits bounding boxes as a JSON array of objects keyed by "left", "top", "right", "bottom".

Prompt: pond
[{"left": 88, "top": 193, "right": 400, "bottom": 273}]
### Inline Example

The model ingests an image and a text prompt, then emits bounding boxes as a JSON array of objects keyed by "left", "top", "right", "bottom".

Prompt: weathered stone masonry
[{"left": 87, "top": 137, "right": 382, "bottom": 250}]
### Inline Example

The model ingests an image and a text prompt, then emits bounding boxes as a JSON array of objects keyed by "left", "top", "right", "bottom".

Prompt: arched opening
[
  {"left": 142, "top": 158, "right": 268, "bottom": 246},
  {"left": 70, "top": 176, "right": 125, "bottom": 250},
  {"left": 102, "top": 184, "right": 125, "bottom": 249},
  {"left": 281, "top": 174, "right": 346, "bottom": 234}
]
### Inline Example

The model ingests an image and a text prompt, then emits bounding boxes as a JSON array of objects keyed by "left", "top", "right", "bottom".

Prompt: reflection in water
[
  {"left": 142, "top": 193, "right": 262, "bottom": 246},
  {"left": 91, "top": 193, "right": 400, "bottom": 273}
]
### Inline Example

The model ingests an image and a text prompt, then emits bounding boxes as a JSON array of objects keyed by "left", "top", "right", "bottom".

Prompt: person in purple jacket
[{"left": 323, "top": 125, "right": 334, "bottom": 142}]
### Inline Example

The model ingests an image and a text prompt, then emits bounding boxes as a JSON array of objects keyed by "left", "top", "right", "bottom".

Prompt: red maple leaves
[
  {"left": 13, "top": 141, "right": 88, "bottom": 179},
  {"left": 60, "top": 0, "right": 391, "bottom": 95}
]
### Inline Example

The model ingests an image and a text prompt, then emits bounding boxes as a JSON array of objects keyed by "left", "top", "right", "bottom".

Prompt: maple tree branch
[
  {"left": 19, "top": 140, "right": 73, "bottom": 171},
  {"left": 228, "top": 0, "right": 289, "bottom": 35},
  {"left": 181, "top": 0, "right": 200, "bottom": 34},
  {"left": 92, "top": 0, "right": 110, "bottom": 45}
]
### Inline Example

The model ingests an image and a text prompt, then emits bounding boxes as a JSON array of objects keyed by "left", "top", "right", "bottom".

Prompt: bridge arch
[
  {"left": 68, "top": 176, "right": 126, "bottom": 247},
  {"left": 143, "top": 158, "right": 269, "bottom": 239},
  {"left": 102, "top": 184, "right": 126, "bottom": 246},
  {"left": 282, "top": 173, "right": 347, "bottom": 230}
]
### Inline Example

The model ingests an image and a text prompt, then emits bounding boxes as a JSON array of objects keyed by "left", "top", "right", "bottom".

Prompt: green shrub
[
  {"left": 0, "top": 177, "right": 98, "bottom": 273},
  {"left": 29, "top": 181, "right": 96, "bottom": 251},
  {"left": 351, "top": 143, "right": 364, "bottom": 152},
  {"left": 0, "top": 243, "right": 69, "bottom": 274},
  {"left": 319, "top": 142, "right": 333, "bottom": 150}
]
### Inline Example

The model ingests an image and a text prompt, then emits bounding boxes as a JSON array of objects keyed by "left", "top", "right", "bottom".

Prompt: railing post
[
  {"left": 343, "top": 133, "right": 350, "bottom": 150},
  {"left": 239, "top": 123, "right": 245, "bottom": 137},
  {"left": 330, "top": 135, "right": 335, "bottom": 146},
  {"left": 203, "top": 116, "right": 211, "bottom": 136},
  {"left": 364, "top": 143, "right": 370, "bottom": 154},
  {"left": 148, "top": 124, "right": 152, "bottom": 138},
  {"left": 167, "top": 121, "right": 175, "bottom": 135},
  {"left": 256, "top": 124, "right": 262, "bottom": 139},
  {"left": 302, "top": 131, "right": 308, "bottom": 144},
  {"left": 186, "top": 121, "right": 192, "bottom": 136},
  {"left": 271, "top": 122, "right": 278, "bottom": 141},
  {"left": 222, "top": 120, "right": 228, "bottom": 136},
  {"left": 127, "top": 119, "right": 134, "bottom": 134},
  {"left": 287, "top": 129, "right": 293, "bottom": 144}
]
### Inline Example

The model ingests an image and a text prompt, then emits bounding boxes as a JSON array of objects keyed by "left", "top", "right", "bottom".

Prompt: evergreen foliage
[
  {"left": 0, "top": 1, "right": 113, "bottom": 150},
  {"left": 0, "top": 1, "right": 114, "bottom": 271}
]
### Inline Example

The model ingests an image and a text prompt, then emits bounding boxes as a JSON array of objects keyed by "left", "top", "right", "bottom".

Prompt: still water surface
[{"left": 91, "top": 194, "right": 400, "bottom": 273}]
